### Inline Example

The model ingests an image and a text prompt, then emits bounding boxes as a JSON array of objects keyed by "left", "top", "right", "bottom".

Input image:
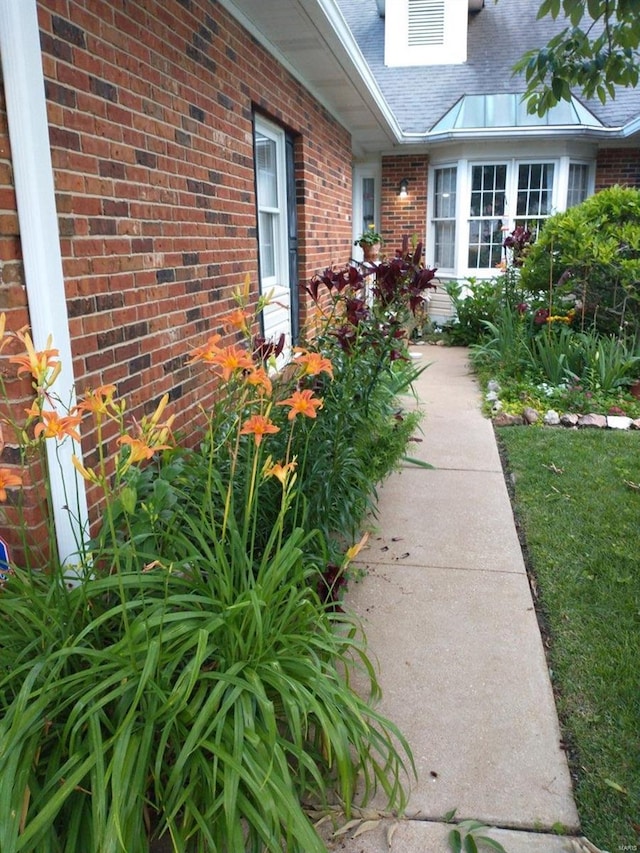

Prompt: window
[
  {"left": 567, "top": 163, "right": 590, "bottom": 208},
  {"left": 515, "top": 163, "right": 554, "bottom": 235},
  {"left": 254, "top": 117, "right": 292, "bottom": 352},
  {"left": 468, "top": 165, "right": 506, "bottom": 269},
  {"left": 430, "top": 154, "right": 591, "bottom": 276},
  {"left": 433, "top": 167, "right": 457, "bottom": 269},
  {"left": 361, "top": 176, "right": 376, "bottom": 234}
]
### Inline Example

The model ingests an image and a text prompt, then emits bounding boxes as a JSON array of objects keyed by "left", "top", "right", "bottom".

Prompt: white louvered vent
[{"left": 408, "top": 0, "right": 445, "bottom": 46}]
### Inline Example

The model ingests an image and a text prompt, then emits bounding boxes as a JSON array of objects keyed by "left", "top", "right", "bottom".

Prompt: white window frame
[
  {"left": 254, "top": 115, "right": 292, "bottom": 358},
  {"left": 255, "top": 116, "right": 289, "bottom": 294},
  {"left": 352, "top": 162, "right": 381, "bottom": 262},
  {"left": 430, "top": 164, "right": 458, "bottom": 272}
]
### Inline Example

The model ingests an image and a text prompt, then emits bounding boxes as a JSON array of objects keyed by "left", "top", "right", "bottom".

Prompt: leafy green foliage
[
  {"left": 0, "top": 261, "right": 425, "bottom": 850},
  {"left": 513, "top": 0, "right": 640, "bottom": 115},
  {"left": 520, "top": 186, "right": 640, "bottom": 335},
  {"left": 498, "top": 428, "right": 640, "bottom": 849},
  {"left": 448, "top": 820, "right": 508, "bottom": 853}
]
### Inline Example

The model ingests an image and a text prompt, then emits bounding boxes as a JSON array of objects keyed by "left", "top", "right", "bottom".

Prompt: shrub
[{"left": 520, "top": 185, "right": 640, "bottom": 335}]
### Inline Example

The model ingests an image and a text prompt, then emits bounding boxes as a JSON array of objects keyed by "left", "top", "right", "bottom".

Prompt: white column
[{"left": 0, "top": 0, "right": 89, "bottom": 565}]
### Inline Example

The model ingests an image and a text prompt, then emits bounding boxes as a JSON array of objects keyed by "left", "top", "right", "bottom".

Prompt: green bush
[{"left": 520, "top": 185, "right": 640, "bottom": 335}]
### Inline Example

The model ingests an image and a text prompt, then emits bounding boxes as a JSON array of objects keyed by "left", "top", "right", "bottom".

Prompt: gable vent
[{"left": 408, "top": 0, "right": 445, "bottom": 46}]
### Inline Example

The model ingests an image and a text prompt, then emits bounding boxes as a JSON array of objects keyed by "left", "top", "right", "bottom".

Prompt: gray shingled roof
[{"left": 336, "top": 0, "right": 640, "bottom": 134}]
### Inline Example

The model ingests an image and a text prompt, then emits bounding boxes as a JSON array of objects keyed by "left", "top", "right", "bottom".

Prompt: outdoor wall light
[{"left": 398, "top": 178, "right": 409, "bottom": 199}]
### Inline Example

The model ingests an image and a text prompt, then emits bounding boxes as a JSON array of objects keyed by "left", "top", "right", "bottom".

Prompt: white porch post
[{"left": 0, "top": 0, "right": 89, "bottom": 564}]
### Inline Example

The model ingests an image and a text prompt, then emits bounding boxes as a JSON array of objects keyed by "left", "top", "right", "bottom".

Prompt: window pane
[
  {"left": 433, "top": 167, "right": 457, "bottom": 268},
  {"left": 470, "top": 165, "right": 505, "bottom": 216},
  {"left": 468, "top": 164, "right": 505, "bottom": 268},
  {"left": 258, "top": 211, "right": 275, "bottom": 278},
  {"left": 362, "top": 177, "right": 375, "bottom": 232},
  {"left": 517, "top": 163, "right": 554, "bottom": 216},
  {"left": 434, "top": 167, "right": 456, "bottom": 218},
  {"left": 255, "top": 134, "right": 278, "bottom": 208},
  {"left": 434, "top": 221, "right": 456, "bottom": 268},
  {"left": 468, "top": 218, "right": 504, "bottom": 269},
  {"left": 567, "top": 163, "right": 589, "bottom": 207}
]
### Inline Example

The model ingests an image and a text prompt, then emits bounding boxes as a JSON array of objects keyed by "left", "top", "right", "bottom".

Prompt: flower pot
[
  {"left": 630, "top": 380, "right": 640, "bottom": 400},
  {"left": 362, "top": 242, "right": 380, "bottom": 262}
]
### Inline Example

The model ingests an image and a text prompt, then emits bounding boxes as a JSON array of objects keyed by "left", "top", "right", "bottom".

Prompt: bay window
[{"left": 429, "top": 156, "right": 594, "bottom": 276}]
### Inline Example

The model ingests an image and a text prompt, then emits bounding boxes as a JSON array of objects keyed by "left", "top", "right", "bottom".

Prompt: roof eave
[{"left": 399, "top": 125, "right": 626, "bottom": 144}]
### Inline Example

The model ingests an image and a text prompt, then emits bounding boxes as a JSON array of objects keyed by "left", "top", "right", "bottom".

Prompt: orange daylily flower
[
  {"left": 263, "top": 457, "right": 297, "bottom": 485},
  {"left": 187, "top": 334, "right": 223, "bottom": 365},
  {"left": 245, "top": 366, "right": 273, "bottom": 396},
  {"left": 11, "top": 332, "right": 61, "bottom": 388},
  {"left": 33, "top": 410, "right": 83, "bottom": 443},
  {"left": 76, "top": 384, "right": 119, "bottom": 417},
  {"left": 239, "top": 414, "right": 280, "bottom": 447},
  {"left": 294, "top": 349, "right": 334, "bottom": 378},
  {"left": 222, "top": 308, "right": 251, "bottom": 336},
  {"left": 277, "top": 388, "right": 323, "bottom": 420},
  {"left": 211, "top": 345, "right": 255, "bottom": 381},
  {"left": 117, "top": 394, "right": 175, "bottom": 470},
  {"left": 117, "top": 435, "right": 166, "bottom": 465},
  {"left": 0, "top": 468, "right": 22, "bottom": 502}
]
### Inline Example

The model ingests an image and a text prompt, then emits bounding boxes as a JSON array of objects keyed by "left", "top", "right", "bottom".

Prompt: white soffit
[{"left": 218, "top": 0, "right": 402, "bottom": 153}]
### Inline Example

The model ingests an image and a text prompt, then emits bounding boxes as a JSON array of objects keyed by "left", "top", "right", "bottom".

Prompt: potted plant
[{"left": 355, "top": 224, "right": 383, "bottom": 261}]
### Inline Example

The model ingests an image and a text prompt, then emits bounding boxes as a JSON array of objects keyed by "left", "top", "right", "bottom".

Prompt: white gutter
[
  {"left": 398, "top": 123, "right": 628, "bottom": 144},
  {"left": 0, "top": 0, "right": 89, "bottom": 567}
]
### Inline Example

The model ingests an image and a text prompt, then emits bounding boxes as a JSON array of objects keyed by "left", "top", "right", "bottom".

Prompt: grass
[{"left": 497, "top": 427, "right": 640, "bottom": 852}]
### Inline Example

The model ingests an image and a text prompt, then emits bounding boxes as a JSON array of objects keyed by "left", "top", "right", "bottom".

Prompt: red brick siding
[
  {"left": 595, "top": 147, "right": 640, "bottom": 190},
  {"left": 380, "top": 155, "right": 429, "bottom": 255},
  {"left": 0, "top": 0, "right": 353, "bottom": 549}
]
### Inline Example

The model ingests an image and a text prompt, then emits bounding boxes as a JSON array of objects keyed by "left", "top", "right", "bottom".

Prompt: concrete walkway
[{"left": 323, "top": 346, "right": 590, "bottom": 853}]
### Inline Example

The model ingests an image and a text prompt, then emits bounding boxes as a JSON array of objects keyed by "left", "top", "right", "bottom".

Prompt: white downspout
[{"left": 0, "top": 0, "right": 89, "bottom": 566}]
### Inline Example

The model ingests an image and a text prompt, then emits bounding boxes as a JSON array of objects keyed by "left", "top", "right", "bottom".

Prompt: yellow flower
[
  {"left": 277, "top": 389, "right": 323, "bottom": 420},
  {"left": 71, "top": 454, "right": 100, "bottom": 484},
  {"left": 239, "top": 414, "right": 280, "bottom": 447},
  {"left": 344, "top": 532, "right": 369, "bottom": 564},
  {"left": 0, "top": 468, "right": 22, "bottom": 502}
]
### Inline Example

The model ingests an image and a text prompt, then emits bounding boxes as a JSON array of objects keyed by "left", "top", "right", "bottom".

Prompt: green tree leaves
[{"left": 511, "top": 0, "right": 640, "bottom": 115}]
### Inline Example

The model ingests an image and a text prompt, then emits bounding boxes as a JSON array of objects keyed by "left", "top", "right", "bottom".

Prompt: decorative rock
[
  {"left": 577, "top": 413, "right": 607, "bottom": 429},
  {"left": 560, "top": 413, "right": 579, "bottom": 427},
  {"left": 543, "top": 409, "right": 560, "bottom": 425},
  {"left": 607, "top": 415, "right": 633, "bottom": 430},
  {"left": 631, "top": 419, "right": 640, "bottom": 430},
  {"left": 523, "top": 407, "right": 539, "bottom": 425},
  {"left": 485, "top": 390, "right": 499, "bottom": 402},
  {"left": 491, "top": 400, "right": 503, "bottom": 413},
  {"left": 487, "top": 379, "right": 501, "bottom": 393},
  {"left": 493, "top": 412, "right": 524, "bottom": 427}
]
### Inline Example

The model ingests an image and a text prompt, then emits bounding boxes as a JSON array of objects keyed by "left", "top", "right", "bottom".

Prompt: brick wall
[
  {"left": 595, "top": 147, "right": 640, "bottom": 190},
  {"left": 380, "top": 154, "right": 429, "bottom": 255},
  {"left": 0, "top": 0, "right": 354, "bottom": 552}
]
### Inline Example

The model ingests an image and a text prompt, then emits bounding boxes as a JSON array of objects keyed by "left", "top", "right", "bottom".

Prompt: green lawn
[{"left": 497, "top": 427, "right": 640, "bottom": 852}]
